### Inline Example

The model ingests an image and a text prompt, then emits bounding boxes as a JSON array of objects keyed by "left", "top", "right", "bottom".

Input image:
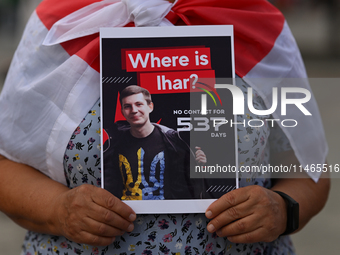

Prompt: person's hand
[
  {"left": 195, "top": 146, "right": 207, "bottom": 164},
  {"left": 205, "top": 185, "right": 287, "bottom": 243},
  {"left": 53, "top": 184, "right": 136, "bottom": 246}
]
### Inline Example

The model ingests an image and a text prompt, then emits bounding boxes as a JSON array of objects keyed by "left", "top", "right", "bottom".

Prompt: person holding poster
[
  {"left": 0, "top": 0, "right": 330, "bottom": 255},
  {"left": 104, "top": 85, "right": 207, "bottom": 200}
]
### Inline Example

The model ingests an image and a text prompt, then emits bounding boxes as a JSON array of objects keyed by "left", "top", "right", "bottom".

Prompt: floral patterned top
[{"left": 21, "top": 79, "right": 296, "bottom": 255}]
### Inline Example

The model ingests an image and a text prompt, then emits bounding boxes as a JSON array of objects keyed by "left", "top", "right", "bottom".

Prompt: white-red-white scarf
[{"left": 0, "top": 0, "right": 327, "bottom": 184}]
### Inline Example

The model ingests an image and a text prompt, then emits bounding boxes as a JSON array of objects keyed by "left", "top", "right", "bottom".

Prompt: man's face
[{"left": 121, "top": 93, "right": 153, "bottom": 128}]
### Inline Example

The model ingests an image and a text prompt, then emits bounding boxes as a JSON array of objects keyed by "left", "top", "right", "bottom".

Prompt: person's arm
[
  {"left": 205, "top": 150, "right": 330, "bottom": 243},
  {"left": 270, "top": 150, "right": 330, "bottom": 232},
  {"left": 0, "top": 155, "right": 136, "bottom": 246}
]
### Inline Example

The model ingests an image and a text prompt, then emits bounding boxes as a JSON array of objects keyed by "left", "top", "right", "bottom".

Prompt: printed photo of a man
[{"left": 104, "top": 85, "right": 206, "bottom": 200}]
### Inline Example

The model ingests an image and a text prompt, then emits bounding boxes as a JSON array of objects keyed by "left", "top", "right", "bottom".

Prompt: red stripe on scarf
[{"left": 36, "top": 0, "right": 285, "bottom": 77}]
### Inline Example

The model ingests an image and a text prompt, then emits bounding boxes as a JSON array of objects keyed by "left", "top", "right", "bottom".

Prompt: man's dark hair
[{"left": 119, "top": 85, "right": 152, "bottom": 105}]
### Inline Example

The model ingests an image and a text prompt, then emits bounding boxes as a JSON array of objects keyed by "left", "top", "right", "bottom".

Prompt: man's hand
[
  {"left": 53, "top": 184, "right": 136, "bottom": 246},
  {"left": 195, "top": 146, "right": 207, "bottom": 164},
  {"left": 205, "top": 185, "right": 287, "bottom": 243}
]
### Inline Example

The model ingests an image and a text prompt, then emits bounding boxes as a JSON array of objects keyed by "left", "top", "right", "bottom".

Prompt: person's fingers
[
  {"left": 206, "top": 198, "right": 255, "bottom": 233},
  {"left": 195, "top": 154, "right": 206, "bottom": 161},
  {"left": 196, "top": 158, "right": 206, "bottom": 163},
  {"left": 196, "top": 158, "right": 206, "bottom": 164},
  {"left": 56, "top": 184, "right": 136, "bottom": 245},
  {"left": 205, "top": 187, "right": 251, "bottom": 219},
  {"left": 195, "top": 149, "right": 207, "bottom": 163},
  {"left": 87, "top": 203, "right": 135, "bottom": 232},
  {"left": 221, "top": 213, "right": 282, "bottom": 243},
  {"left": 195, "top": 150, "right": 205, "bottom": 157},
  {"left": 214, "top": 213, "right": 259, "bottom": 237},
  {"left": 206, "top": 186, "right": 287, "bottom": 243},
  {"left": 75, "top": 230, "right": 117, "bottom": 246},
  {"left": 226, "top": 227, "right": 274, "bottom": 244},
  {"left": 81, "top": 216, "right": 132, "bottom": 237},
  {"left": 89, "top": 185, "right": 136, "bottom": 222}
]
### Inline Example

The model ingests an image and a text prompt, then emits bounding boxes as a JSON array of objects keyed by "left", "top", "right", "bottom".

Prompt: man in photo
[{"left": 104, "top": 85, "right": 206, "bottom": 200}]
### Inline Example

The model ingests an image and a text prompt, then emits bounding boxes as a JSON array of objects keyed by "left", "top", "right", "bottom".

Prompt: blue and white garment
[{"left": 21, "top": 81, "right": 295, "bottom": 255}]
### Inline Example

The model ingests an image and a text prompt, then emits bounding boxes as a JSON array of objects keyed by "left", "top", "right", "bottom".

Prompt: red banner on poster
[{"left": 125, "top": 47, "right": 211, "bottom": 72}]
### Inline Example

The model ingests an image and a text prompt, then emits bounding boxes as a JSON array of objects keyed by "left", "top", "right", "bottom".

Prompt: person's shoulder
[
  {"left": 153, "top": 123, "right": 177, "bottom": 137},
  {"left": 104, "top": 121, "right": 131, "bottom": 149},
  {"left": 152, "top": 124, "right": 189, "bottom": 148}
]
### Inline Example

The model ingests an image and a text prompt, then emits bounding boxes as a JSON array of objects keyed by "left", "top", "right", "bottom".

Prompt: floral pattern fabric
[{"left": 21, "top": 80, "right": 295, "bottom": 255}]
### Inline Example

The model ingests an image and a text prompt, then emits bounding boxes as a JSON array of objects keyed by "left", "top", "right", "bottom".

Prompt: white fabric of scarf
[{"left": 43, "top": 0, "right": 174, "bottom": 46}]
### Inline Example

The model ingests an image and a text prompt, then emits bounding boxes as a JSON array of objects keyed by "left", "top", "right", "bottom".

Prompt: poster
[{"left": 100, "top": 26, "right": 238, "bottom": 213}]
